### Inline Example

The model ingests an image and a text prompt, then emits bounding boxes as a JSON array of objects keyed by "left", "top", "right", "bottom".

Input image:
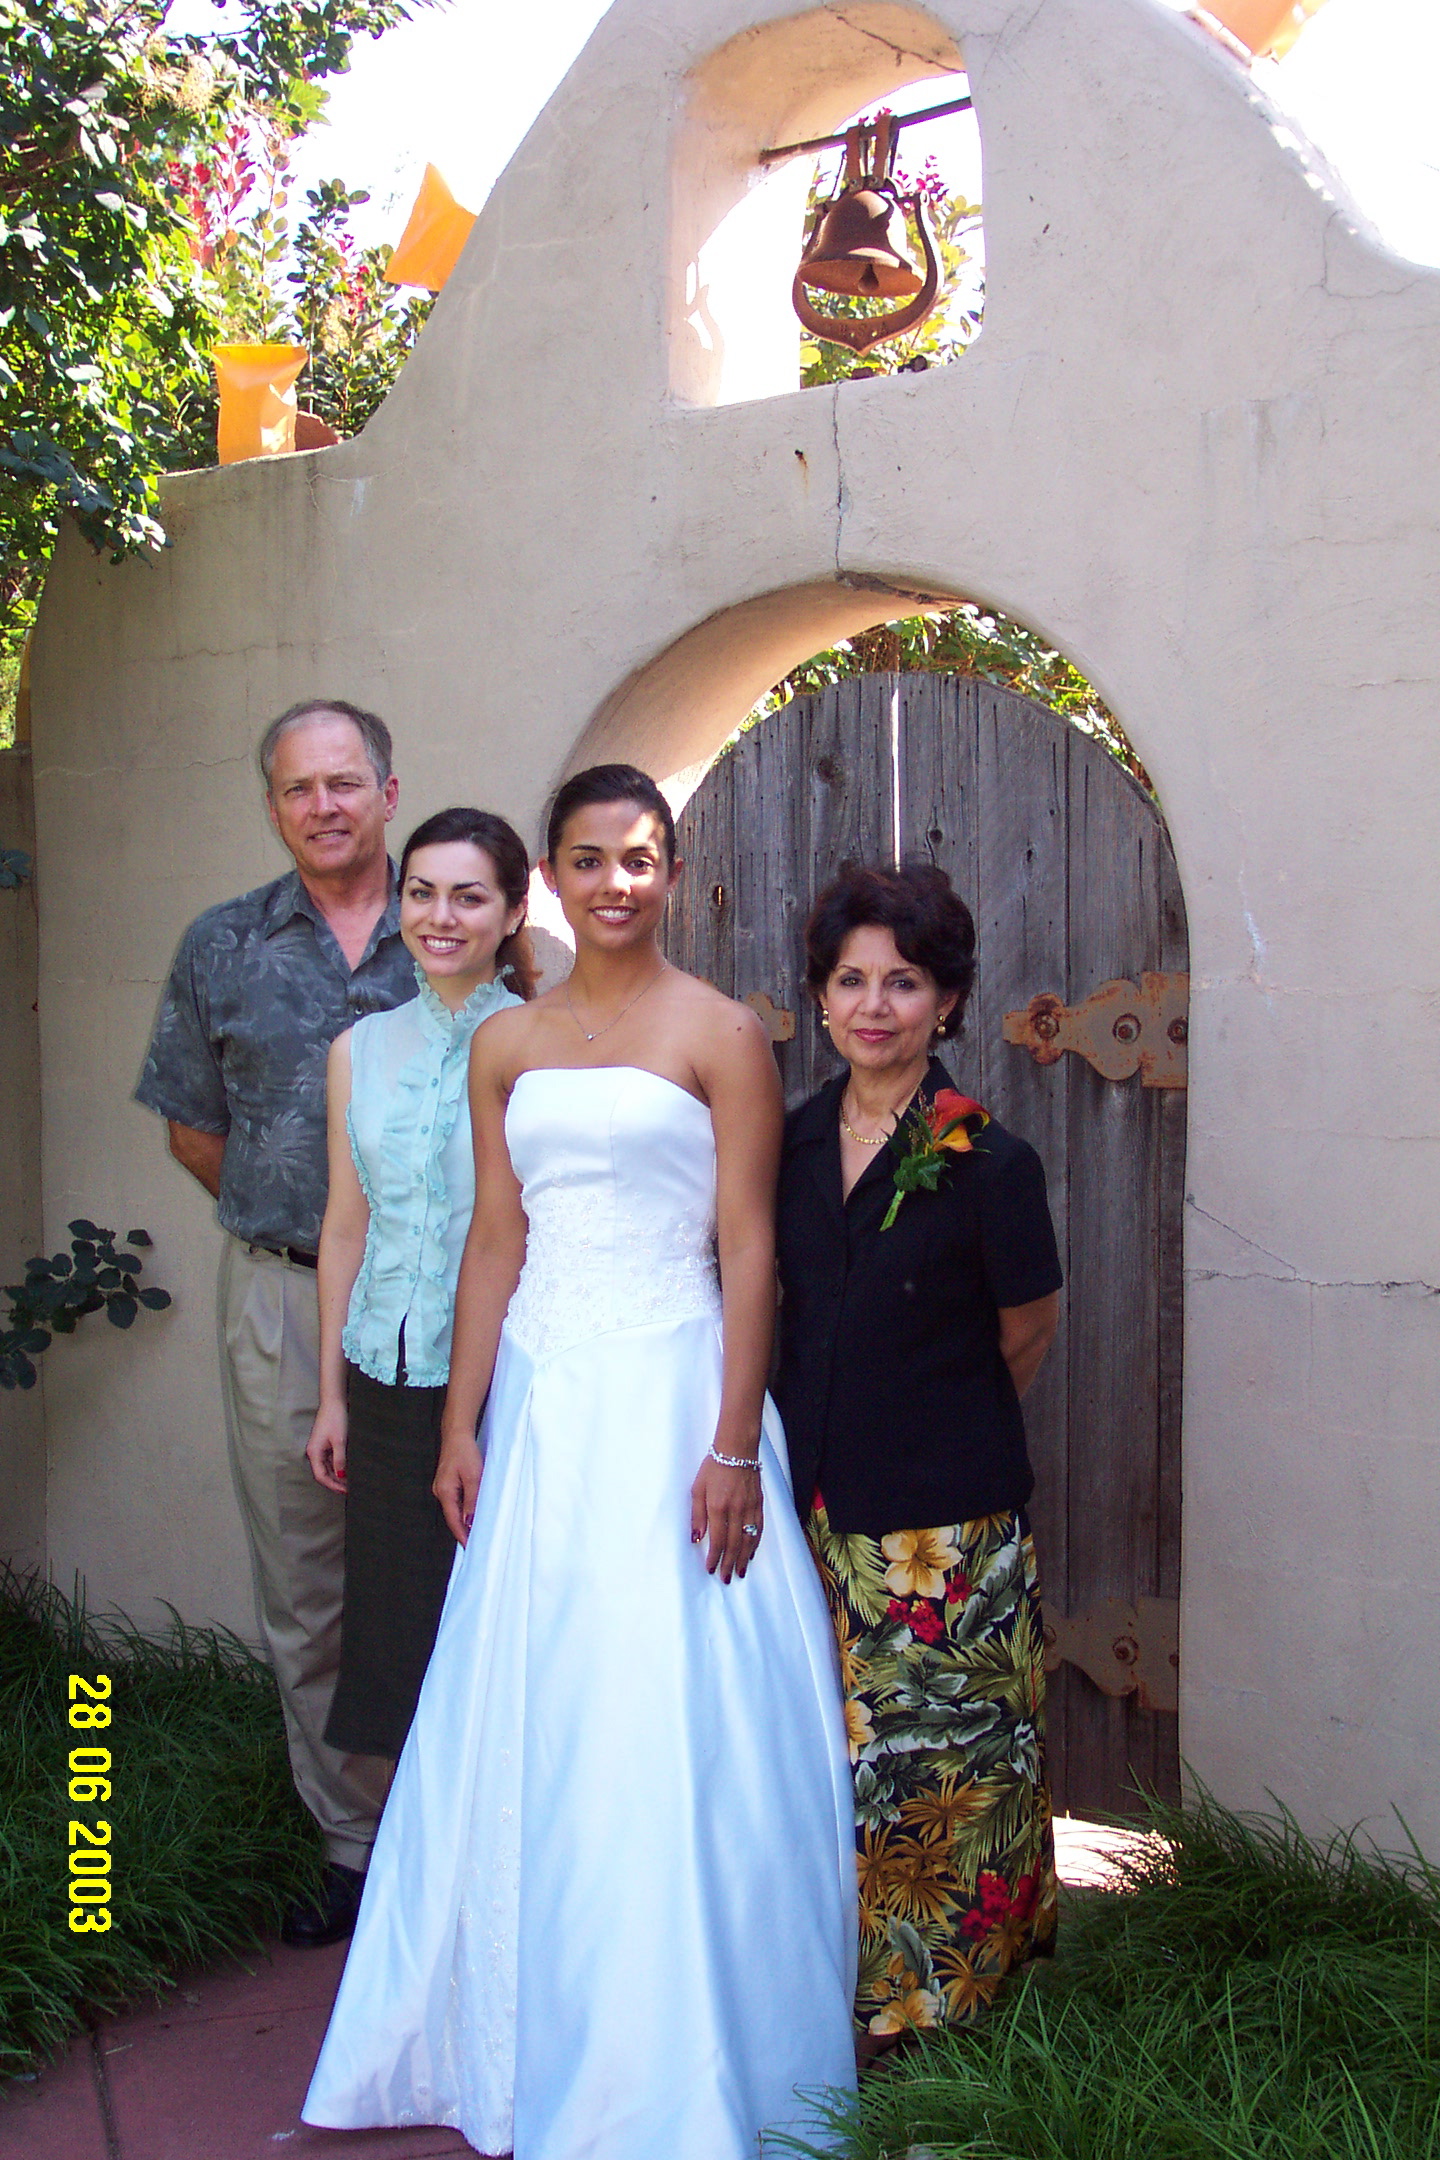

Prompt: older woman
[{"left": 775, "top": 861, "right": 1063, "bottom": 2052}]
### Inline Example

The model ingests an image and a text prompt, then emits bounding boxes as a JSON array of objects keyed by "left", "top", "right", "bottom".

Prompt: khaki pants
[{"left": 218, "top": 1238, "right": 390, "bottom": 1868}]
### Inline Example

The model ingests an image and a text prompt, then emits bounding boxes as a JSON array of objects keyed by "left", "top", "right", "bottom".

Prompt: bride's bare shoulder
[
  {"left": 664, "top": 967, "right": 757, "bottom": 1024},
  {"left": 664, "top": 968, "right": 775, "bottom": 1074},
  {"left": 469, "top": 994, "right": 567, "bottom": 1073}
]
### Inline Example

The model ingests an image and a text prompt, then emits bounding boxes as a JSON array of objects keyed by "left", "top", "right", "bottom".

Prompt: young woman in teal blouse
[{"left": 307, "top": 806, "right": 534, "bottom": 1760}]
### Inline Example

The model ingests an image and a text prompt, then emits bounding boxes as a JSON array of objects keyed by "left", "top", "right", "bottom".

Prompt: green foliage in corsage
[{"left": 880, "top": 1088, "right": 989, "bottom": 1231}]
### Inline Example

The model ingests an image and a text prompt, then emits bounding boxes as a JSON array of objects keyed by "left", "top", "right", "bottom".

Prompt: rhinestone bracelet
[{"left": 708, "top": 1444, "right": 760, "bottom": 1471}]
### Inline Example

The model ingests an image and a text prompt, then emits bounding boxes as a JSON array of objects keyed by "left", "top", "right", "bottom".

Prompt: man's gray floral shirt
[{"left": 135, "top": 867, "right": 416, "bottom": 1250}]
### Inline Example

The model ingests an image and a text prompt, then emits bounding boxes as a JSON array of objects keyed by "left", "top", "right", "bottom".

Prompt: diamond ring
[{"left": 742, "top": 1523, "right": 761, "bottom": 1538}]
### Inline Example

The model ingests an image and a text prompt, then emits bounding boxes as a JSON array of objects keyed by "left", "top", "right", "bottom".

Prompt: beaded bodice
[{"left": 502, "top": 1067, "right": 720, "bottom": 1363}]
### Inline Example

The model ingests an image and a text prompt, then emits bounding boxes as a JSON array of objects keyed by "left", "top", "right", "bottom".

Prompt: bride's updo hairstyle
[
  {"left": 545, "top": 764, "right": 677, "bottom": 866},
  {"left": 398, "top": 805, "right": 539, "bottom": 1000},
  {"left": 804, "top": 862, "right": 977, "bottom": 1039}
]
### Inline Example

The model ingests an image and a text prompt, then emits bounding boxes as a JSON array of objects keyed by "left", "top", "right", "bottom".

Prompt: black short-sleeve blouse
[{"left": 773, "top": 1059, "right": 1063, "bottom": 1539}]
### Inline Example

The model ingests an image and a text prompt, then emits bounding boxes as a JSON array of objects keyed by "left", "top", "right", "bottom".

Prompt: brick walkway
[
  {"left": 0, "top": 1941, "right": 474, "bottom": 2160},
  {"left": 0, "top": 1820, "right": 1142, "bottom": 2159}
]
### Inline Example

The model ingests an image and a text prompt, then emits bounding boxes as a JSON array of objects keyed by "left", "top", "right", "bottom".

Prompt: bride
[{"left": 303, "top": 763, "right": 858, "bottom": 2158}]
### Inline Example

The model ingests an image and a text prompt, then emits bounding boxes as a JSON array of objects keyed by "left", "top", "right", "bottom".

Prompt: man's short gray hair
[{"left": 258, "top": 698, "right": 394, "bottom": 789}]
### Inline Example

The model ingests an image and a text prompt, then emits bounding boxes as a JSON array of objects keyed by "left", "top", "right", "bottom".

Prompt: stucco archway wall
[{"left": 23, "top": 0, "right": 1440, "bottom": 1849}]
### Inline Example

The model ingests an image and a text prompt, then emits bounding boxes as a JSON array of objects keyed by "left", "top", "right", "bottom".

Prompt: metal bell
[{"left": 797, "top": 183, "right": 925, "bottom": 299}]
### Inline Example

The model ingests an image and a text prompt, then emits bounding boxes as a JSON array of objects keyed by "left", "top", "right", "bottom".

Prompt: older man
[{"left": 136, "top": 698, "right": 417, "bottom": 1945}]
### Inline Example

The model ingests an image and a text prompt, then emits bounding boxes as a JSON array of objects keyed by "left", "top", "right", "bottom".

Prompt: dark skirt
[
  {"left": 324, "top": 1362, "right": 457, "bottom": 1760},
  {"left": 807, "top": 1499, "right": 1058, "bottom": 2033}
]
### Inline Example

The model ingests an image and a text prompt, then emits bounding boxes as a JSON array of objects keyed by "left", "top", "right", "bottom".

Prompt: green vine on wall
[{"left": 1, "top": 1223, "right": 171, "bottom": 1391}]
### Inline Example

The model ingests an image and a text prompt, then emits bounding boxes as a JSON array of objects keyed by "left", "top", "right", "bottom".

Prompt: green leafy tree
[{"left": 0, "top": 0, "right": 424, "bottom": 691}]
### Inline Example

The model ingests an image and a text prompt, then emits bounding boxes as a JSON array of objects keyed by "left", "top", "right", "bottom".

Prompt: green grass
[
  {"left": 779, "top": 1790, "right": 1440, "bottom": 2160},
  {"left": 0, "top": 1565, "right": 326, "bottom": 2075}
]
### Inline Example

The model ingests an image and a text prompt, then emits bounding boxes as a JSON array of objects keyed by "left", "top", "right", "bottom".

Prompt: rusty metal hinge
[
  {"left": 1004, "top": 972, "right": 1189, "bottom": 1089},
  {"left": 744, "top": 991, "right": 797, "bottom": 1043},
  {"left": 1042, "top": 1595, "right": 1179, "bottom": 1715}
]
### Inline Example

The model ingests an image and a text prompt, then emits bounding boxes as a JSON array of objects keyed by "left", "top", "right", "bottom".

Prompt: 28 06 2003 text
[{"left": 66, "top": 1673, "right": 114, "bottom": 1936}]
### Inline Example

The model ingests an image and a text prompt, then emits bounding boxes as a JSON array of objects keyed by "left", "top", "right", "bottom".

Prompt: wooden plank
[
  {"left": 732, "top": 703, "right": 811, "bottom": 1107},
  {"left": 1062, "top": 731, "right": 1175, "bottom": 1817},
  {"left": 799, "top": 676, "right": 897, "bottom": 1100},
  {"left": 1151, "top": 828, "right": 1188, "bottom": 1803},
  {"left": 665, "top": 733, "right": 735, "bottom": 992},
  {"left": 971, "top": 685, "right": 1074, "bottom": 1811},
  {"left": 899, "top": 670, "right": 980, "bottom": 930},
  {"left": 898, "top": 670, "right": 979, "bottom": 1110},
  {"left": 806, "top": 674, "right": 896, "bottom": 888},
  {"left": 901, "top": 675, "right": 1068, "bottom": 1812}
]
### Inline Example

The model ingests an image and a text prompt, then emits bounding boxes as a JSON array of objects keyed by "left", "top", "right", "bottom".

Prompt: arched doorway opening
[{"left": 639, "top": 622, "right": 1186, "bottom": 1823}]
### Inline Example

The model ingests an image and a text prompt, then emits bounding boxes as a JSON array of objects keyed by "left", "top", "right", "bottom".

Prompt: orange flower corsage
[{"left": 880, "top": 1087, "right": 990, "bottom": 1230}]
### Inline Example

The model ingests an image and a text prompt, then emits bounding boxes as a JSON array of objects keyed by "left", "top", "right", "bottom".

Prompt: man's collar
[
  {"left": 378, "top": 861, "right": 402, "bottom": 938},
  {"left": 262, "top": 861, "right": 401, "bottom": 941},
  {"left": 260, "top": 868, "right": 311, "bottom": 936}
]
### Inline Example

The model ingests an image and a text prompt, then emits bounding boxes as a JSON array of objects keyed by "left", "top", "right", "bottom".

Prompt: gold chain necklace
[
  {"left": 840, "top": 1086, "right": 917, "bottom": 1148},
  {"left": 564, "top": 960, "right": 668, "bottom": 1044}
]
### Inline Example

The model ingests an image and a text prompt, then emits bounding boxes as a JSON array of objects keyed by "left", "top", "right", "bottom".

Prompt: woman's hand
[
  {"left": 307, "top": 1399, "right": 348, "bottom": 1493},
  {"left": 690, "top": 1453, "right": 764, "bottom": 1583},
  {"left": 433, "top": 1431, "right": 483, "bottom": 1546}
]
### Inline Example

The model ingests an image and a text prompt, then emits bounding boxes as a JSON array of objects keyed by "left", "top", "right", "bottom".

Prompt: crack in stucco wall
[
  {"left": 1185, "top": 1200, "right": 1440, "bottom": 1294},
  {"left": 1188, "top": 1271, "right": 1440, "bottom": 1293},
  {"left": 830, "top": 384, "right": 844, "bottom": 573},
  {"left": 827, "top": 3, "right": 966, "bottom": 73}
]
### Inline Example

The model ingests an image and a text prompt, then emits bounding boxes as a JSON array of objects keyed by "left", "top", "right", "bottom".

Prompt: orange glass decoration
[
  {"left": 384, "top": 165, "right": 477, "bottom": 293},
  {"left": 212, "top": 344, "right": 309, "bottom": 464},
  {"left": 1205, "top": 0, "right": 1330, "bottom": 58}
]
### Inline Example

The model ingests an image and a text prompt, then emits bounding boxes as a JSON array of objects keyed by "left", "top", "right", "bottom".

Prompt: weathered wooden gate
[{"left": 663, "top": 674, "right": 1186, "bottom": 1822}]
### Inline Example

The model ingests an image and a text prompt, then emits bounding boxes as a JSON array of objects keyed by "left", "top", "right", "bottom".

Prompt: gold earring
[{"left": 820, "top": 1007, "right": 830, "bottom": 1030}]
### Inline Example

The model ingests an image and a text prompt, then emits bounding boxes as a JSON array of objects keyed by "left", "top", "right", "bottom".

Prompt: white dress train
[{"left": 303, "top": 1066, "right": 859, "bottom": 2159}]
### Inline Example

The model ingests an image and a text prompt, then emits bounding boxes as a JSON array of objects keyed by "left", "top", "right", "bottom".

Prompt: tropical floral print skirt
[{"left": 808, "top": 1500, "right": 1058, "bottom": 2035}]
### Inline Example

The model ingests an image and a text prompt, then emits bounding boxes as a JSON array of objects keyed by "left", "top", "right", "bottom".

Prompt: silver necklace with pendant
[{"left": 564, "top": 960, "right": 668, "bottom": 1043}]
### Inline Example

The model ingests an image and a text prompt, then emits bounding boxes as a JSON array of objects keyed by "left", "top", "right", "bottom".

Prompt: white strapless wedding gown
[{"left": 304, "top": 1067, "right": 858, "bottom": 2159}]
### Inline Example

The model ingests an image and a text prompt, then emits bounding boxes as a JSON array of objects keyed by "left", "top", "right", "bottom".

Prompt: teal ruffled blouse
[{"left": 342, "top": 966, "right": 521, "bottom": 1385}]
